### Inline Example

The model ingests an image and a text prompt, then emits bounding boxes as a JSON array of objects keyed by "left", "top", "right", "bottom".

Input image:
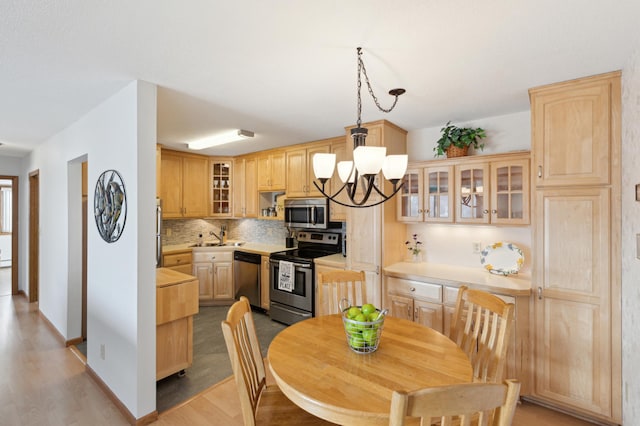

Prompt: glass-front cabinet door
[
  {"left": 490, "top": 159, "right": 530, "bottom": 225},
  {"left": 397, "top": 169, "right": 422, "bottom": 222},
  {"left": 210, "top": 159, "right": 232, "bottom": 216},
  {"left": 424, "top": 166, "right": 454, "bottom": 223},
  {"left": 455, "top": 163, "right": 489, "bottom": 224}
]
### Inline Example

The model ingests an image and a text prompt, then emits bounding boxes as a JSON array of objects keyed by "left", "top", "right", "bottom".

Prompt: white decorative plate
[{"left": 480, "top": 242, "right": 524, "bottom": 275}]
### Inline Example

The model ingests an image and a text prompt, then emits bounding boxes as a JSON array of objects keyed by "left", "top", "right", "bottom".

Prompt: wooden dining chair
[
  {"left": 449, "top": 286, "right": 515, "bottom": 383},
  {"left": 388, "top": 379, "right": 521, "bottom": 426},
  {"left": 316, "top": 270, "right": 367, "bottom": 315},
  {"left": 221, "top": 297, "right": 334, "bottom": 425}
]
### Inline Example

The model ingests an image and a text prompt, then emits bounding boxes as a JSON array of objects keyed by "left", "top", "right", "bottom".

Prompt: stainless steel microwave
[{"left": 284, "top": 198, "right": 335, "bottom": 229}]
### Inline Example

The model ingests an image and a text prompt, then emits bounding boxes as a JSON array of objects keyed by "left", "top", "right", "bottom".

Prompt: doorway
[
  {"left": 29, "top": 171, "right": 39, "bottom": 303},
  {"left": 0, "top": 176, "right": 18, "bottom": 297}
]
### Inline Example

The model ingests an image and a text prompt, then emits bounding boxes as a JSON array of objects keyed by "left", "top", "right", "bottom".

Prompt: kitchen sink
[{"left": 190, "top": 241, "right": 245, "bottom": 248}]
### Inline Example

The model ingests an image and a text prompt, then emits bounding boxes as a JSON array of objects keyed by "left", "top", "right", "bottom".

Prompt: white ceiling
[{"left": 1, "top": 1, "right": 639, "bottom": 157}]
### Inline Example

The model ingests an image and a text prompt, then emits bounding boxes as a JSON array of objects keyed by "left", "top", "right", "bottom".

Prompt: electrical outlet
[
  {"left": 166, "top": 228, "right": 172, "bottom": 237},
  {"left": 472, "top": 241, "right": 482, "bottom": 254},
  {"left": 100, "top": 344, "right": 106, "bottom": 360}
]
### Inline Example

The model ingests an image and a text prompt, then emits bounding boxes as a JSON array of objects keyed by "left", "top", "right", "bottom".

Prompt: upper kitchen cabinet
[
  {"left": 398, "top": 152, "right": 529, "bottom": 225},
  {"left": 160, "top": 149, "right": 209, "bottom": 218},
  {"left": 210, "top": 158, "right": 232, "bottom": 217},
  {"left": 257, "top": 150, "right": 286, "bottom": 191},
  {"left": 397, "top": 166, "right": 454, "bottom": 223},
  {"left": 233, "top": 155, "right": 258, "bottom": 218},
  {"left": 529, "top": 72, "right": 620, "bottom": 187},
  {"left": 285, "top": 139, "right": 332, "bottom": 198},
  {"left": 325, "top": 137, "right": 348, "bottom": 222}
]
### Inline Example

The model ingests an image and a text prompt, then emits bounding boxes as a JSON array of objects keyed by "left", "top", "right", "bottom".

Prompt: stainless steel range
[{"left": 269, "top": 230, "right": 342, "bottom": 325}]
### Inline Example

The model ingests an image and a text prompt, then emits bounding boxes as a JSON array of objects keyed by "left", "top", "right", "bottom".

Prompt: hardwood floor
[{"left": 1, "top": 293, "right": 597, "bottom": 426}]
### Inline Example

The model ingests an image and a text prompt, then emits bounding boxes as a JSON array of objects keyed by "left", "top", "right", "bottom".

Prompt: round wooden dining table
[{"left": 267, "top": 314, "right": 473, "bottom": 426}]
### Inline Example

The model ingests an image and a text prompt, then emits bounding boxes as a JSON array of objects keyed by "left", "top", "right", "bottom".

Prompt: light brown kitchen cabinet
[
  {"left": 285, "top": 141, "right": 331, "bottom": 198},
  {"left": 260, "top": 256, "right": 270, "bottom": 310},
  {"left": 385, "top": 276, "right": 443, "bottom": 331},
  {"left": 327, "top": 137, "right": 348, "bottom": 222},
  {"left": 210, "top": 158, "right": 232, "bottom": 217},
  {"left": 397, "top": 166, "right": 454, "bottom": 223},
  {"left": 162, "top": 251, "right": 192, "bottom": 275},
  {"left": 156, "top": 268, "right": 199, "bottom": 381},
  {"left": 257, "top": 150, "right": 286, "bottom": 191},
  {"left": 529, "top": 71, "right": 621, "bottom": 424},
  {"left": 233, "top": 155, "right": 258, "bottom": 218},
  {"left": 160, "top": 150, "right": 209, "bottom": 218},
  {"left": 384, "top": 274, "right": 530, "bottom": 395},
  {"left": 398, "top": 152, "right": 529, "bottom": 225},
  {"left": 346, "top": 120, "right": 408, "bottom": 309},
  {"left": 530, "top": 72, "right": 617, "bottom": 187},
  {"left": 193, "top": 251, "right": 234, "bottom": 306}
]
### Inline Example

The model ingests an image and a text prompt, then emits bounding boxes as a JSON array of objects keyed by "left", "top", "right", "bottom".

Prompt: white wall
[
  {"left": 20, "top": 81, "right": 157, "bottom": 418},
  {"left": 405, "top": 111, "right": 532, "bottom": 272},
  {"left": 621, "top": 45, "right": 640, "bottom": 425}
]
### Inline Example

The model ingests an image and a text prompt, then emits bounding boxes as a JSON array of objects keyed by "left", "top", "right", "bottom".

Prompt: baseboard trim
[
  {"left": 38, "top": 310, "right": 66, "bottom": 345},
  {"left": 65, "top": 336, "right": 83, "bottom": 347},
  {"left": 86, "top": 365, "right": 159, "bottom": 426}
]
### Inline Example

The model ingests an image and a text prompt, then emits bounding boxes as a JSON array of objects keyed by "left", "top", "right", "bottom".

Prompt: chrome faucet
[{"left": 209, "top": 225, "right": 227, "bottom": 245}]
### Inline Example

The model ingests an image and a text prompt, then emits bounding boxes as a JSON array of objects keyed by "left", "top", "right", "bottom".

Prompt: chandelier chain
[{"left": 357, "top": 49, "right": 400, "bottom": 115}]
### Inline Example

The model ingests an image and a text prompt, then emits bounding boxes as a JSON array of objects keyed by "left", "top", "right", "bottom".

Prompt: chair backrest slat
[
  {"left": 317, "top": 270, "right": 367, "bottom": 315},
  {"left": 449, "top": 286, "right": 515, "bottom": 382}
]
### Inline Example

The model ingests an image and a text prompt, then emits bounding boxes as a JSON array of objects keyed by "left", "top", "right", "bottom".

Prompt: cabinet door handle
[
  {"left": 483, "top": 209, "right": 489, "bottom": 215},
  {"left": 538, "top": 166, "right": 542, "bottom": 178},
  {"left": 407, "top": 306, "right": 412, "bottom": 318},
  {"left": 491, "top": 209, "right": 497, "bottom": 214},
  {"left": 410, "top": 287, "right": 415, "bottom": 292},
  {"left": 414, "top": 307, "right": 419, "bottom": 319},
  {"left": 537, "top": 286, "right": 543, "bottom": 300}
]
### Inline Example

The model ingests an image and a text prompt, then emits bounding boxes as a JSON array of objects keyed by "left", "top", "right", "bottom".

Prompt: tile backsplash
[{"left": 162, "top": 218, "right": 290, "bottom": 246}]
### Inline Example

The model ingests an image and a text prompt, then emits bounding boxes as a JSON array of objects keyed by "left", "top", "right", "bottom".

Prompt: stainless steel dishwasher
[{"left": 233, "top": 251, "right": 261, "bottom": 307}]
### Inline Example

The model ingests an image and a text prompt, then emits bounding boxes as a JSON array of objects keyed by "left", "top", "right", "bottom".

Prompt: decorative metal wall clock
[{"left": 94, "top": 169, "right": 127, "bottom": 243}]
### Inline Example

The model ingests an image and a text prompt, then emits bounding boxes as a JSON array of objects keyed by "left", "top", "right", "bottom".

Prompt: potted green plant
[{"left": 434, "top": 121, "right": 487, "bottom": 158}]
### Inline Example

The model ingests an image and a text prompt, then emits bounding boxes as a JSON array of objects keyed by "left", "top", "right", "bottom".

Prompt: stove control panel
[{"left": 296, "top": 231, "right": 341, "bottom": 246}]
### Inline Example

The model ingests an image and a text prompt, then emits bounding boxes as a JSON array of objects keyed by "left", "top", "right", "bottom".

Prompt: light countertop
[
  {"left": 163, "top": 241, "right": 289, "bottom": 256},
  {"left": 314, "top": 253, "right": 347, "bottom": 268},
  {"left": 156, "top": 267, "right": 197, "bottom": 288},
  {"left": 384, "top": 262, "right": 531, "bottom": 297}
]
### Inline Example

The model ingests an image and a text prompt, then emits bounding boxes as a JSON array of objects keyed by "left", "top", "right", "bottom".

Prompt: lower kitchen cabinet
[
  {"left": 193, "top": 250, "right": 234, "bottom": 305},
  {"left": 162, "top": 251, "right": 192, "bottom": 275},
  {"left": 384, "top": 274, "right": 530, "bottom": 394},
  {"left": 260, "top": 255, "right": 270, "bottom": 310}
]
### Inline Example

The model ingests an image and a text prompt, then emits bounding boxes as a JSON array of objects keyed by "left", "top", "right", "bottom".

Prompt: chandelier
[{"left": 312, "top": 47, "right": 408, "bottom": 208}]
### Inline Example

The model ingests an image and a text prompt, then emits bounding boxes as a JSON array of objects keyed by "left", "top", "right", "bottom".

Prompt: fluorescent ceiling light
[{"left": 187, "top": 129, "right": 254, "bottom": 150}]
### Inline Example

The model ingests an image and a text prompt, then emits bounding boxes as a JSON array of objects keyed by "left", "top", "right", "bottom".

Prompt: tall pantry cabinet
[
  {"left": 345, "top": 120, "right": 407, "bottom": 308},
  {"left": 528, "top": 71, "right": 621, "bottom": 424}
]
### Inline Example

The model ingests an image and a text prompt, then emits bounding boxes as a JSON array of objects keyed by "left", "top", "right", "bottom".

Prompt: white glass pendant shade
[
  {"left": 313, "top": 153, "right": 336, "bottom": 179},
  {"left": 382, "top": 155, "right": 408, "bottom": 180},
  {"left": 337, "top": 161, "right": 356, "bottom": 183},
  {"left": 353, "top": 146, "right": 386, "bottom": 175}
]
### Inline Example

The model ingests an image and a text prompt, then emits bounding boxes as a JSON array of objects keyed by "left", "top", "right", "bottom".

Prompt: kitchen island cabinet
[{"left": 156, "top": 268, "right": 199, "bottom": 381}]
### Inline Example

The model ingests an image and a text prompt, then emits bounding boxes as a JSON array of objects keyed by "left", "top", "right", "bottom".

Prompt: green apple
[
  {"left": 361, "top": 303, "right": 376, "bottom": 316},
  {"left": 349, "top": 335, "right": 366, "bottom": 349},
  {"left": 347, "top": 306, "right": 361, "bottom": 319},
  {"left": 362, "top": 328, "right": 377, "bottom": 345}
]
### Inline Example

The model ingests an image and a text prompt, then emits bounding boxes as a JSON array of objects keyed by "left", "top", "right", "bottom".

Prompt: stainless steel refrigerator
[{"left": 156, "top": 198, "right": 162, "bottom": 267}]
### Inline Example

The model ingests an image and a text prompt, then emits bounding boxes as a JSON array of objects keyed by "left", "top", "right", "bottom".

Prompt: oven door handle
[{"left": 270, "top": 260, "right": 312, "bottom": 269}]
